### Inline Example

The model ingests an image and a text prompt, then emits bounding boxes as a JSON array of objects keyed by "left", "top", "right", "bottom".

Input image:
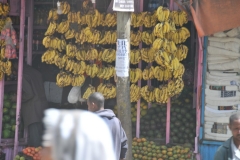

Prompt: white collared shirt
[{"left": 231, "top": 139, "right": 240, "bottom": 160}]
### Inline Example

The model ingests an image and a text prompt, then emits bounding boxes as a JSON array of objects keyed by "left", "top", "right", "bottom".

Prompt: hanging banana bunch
[
  {"left": 41, "top": 49, "right": 58, "bottom": 64},
  {"left": 141, "top": 85, "right": 155, "bottom": 103},
  {"left": 0, "top": 3, "right": 10, "bottom": 16},
  {"left": 165, "top": 27, "right": 190, "bottom": 44},
  {"left": 154, "top": 85, "right": 169, "bottom": 104},
  {"left": 142, "top": 66, "right": 155, "bottom": 80},
  {"left": 64, "top": 29, "right": 76, "bottom": 39},
  {"left": 97, "top": 83, "right": 117, "bottom": 99},
  {"left": 130, "top": 30, "right": 142, "bottom": 46},
  {"left": 163, "top": 40, "right": 177, "bottom": 53},
  {"left": 141, "top": 31, "right": 155, "bottom": 45},
  {"left": 155, "top": 6, "right": 170, "bottom": 22},
  {"left": 131, "top": 12, "right": 146, "bottom": 28},
  {"left": 174, "top": 45, "right": 188, "bottom": 61},
  {"left": 172, "top": 77, "right": 184, "bottom": 95},
  {"left": 45, "top": 21, "right": 57, "bottom": 36},
  {"left": 42, "top": 36, "right": 63, "bottom": 50},
  {"left": 97, "top": 65, "right": 115, "bottom": 80},
  {"left": 153, "top": 22, "right": 170, "bottom": 38},
  {"left": 154, "top": 66, "right": 172, "bottom": 82},
  {"left": 65, "top": 59, "right": 75, "bottom": 72},
  {"left": 67, "top": 11, "right": 81, "bottom": 24},
  {"left": 56, "top": 71, "right": 72, "bottom": 87},
  {"left": 47, "top": 9, "right": 58, "bottom": 23},
  {"left": 130, "top": 49, "right": 141, "bottom": 65},
  {"left": 130, "top": 68, "right": 142, "bottom": 83},
  {"left": 0, "top": 60, "right": 11, "bottom": 76},
  {"left": 99, "top": 31, "right": 117, "bottom": 45},
  {"left": 141, "top": 48, "right": 155, "bottom": 63},
  {"left": 143, "top": 12, "right": 157, "bottom": 28},
  {"left": 83, "top": 85, "right": 96, "bottom": 99},
  {"left": 154, "top": 50, "right": 172, "bottom": 70},
  {"left": 170, "top": 10, "right": 188, "bottom": 27},
  {"left": 72, "top": 74, "right": 85, "bottom": 87},
  {"left": 56, "top": 20, "right": 70, "bottom": 34},
  {"left": 85, "top": 9, "right": 102, "bottom": 28},
  {"left": 54, "top": 54, "right": 68, "bottom": 69},
  {"left": 65, "top": 43, "right": 77, "bottom": 58},
  {"left": 173, "top": 63, "right": 185, "bottom": 79},
  {"left": 99, "top": 49, "right": 116, "bottom": 63},
  {"left": 72, "top": 61, "right": 86, "bottom": 75},
  {"left": 60, "top": 1, "right": 71, "bottom": 14},
  {"left": 76, "top": 49, "right": 86, "bottom": 61},
  {"left": 130, "top": 84, "right": 141, "bottom": 102},
  {"left": 152, "top": 38, "right": 164, "bottom": 50},
  {"left": 104, "top": 13, "right": 117, "bottom": 27},
  {"left": 85, "top": 48, "right": 98, "bottom": 61},
  {"left": 86, "top": 64, "right": 99, "bottom": 78}
]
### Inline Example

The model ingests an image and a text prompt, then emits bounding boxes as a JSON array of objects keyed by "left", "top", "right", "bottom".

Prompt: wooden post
[{"left": 116, "top": 12, "right": 132, "bottom": 160}]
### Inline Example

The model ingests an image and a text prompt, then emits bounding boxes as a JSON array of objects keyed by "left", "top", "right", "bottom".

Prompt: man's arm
[
  {"left": 214, "top": 146, "right": 226, "bottom": 160},
  {"left": 22, "top": 76, "right": 34, "bottom": 102},
  {"left": 120, "top": 128, "right": 128, "bottom": 160}
]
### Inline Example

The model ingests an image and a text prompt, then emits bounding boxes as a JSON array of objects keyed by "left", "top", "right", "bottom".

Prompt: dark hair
[
  {"left": 229, "top": 113, "right": 240, "bottom": 124},
  {"left": 88, "top": 92, "right": 105, "bottom": 109}
]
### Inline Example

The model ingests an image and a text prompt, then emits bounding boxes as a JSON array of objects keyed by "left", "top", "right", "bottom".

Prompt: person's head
[
  {"left": 229, "top": 113, "right": 240, "bottom": 141},
  {"left": 87, "top": 92, "right": 105, "bottom": 112}
]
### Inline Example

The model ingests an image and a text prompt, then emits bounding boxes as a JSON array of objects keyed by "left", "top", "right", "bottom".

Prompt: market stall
[{"left": 0, "top": 0, "right": 202, "bottom": 159}]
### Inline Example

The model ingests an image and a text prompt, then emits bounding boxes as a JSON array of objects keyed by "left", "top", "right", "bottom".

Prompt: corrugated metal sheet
[{"left": 200, "top": 144, "right": 221, "bottom": 160}]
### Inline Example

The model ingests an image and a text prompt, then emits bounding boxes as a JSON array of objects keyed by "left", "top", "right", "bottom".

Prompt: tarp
[{"left": 190, "top": 0, "right": 240, "bottom": 37}]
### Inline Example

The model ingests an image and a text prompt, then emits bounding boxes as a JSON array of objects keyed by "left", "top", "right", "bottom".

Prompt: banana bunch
[
  {"left": 56, "top": 20, "right": 70, "bottom": 34},
  {"left": 97, "top": 83, "right": 116, "bottom": 99},
  {"left": 153, "top": 22, "right": 170, "bottom": 38},
  {"left": 173, "top": 63, "right": 185, "bottom": 79},
  {"left": 103, "top": 13, "right": 117, "bottom": 27},
  {"left": 174, "top": 45, "right": 188, "bottom": 61},
  {"left": 86, "top": 64, "right": 99, "bottom": 78},
  {"left": 42, "top": 49, "right": 58, "bottom": 64},
  {"left": 64, "top": 29, "right": 76, "bottom": 39},
  {"left": 0, "top": 60, "right": 11, "bottom": 76},
  {"left": 0, "top": 19, "right": 6, "bottom": 31},
  {"left": 0, "top": 71, "right": 3, "bottom": 80},
  {"left": 171, "top": 77, "right": 184, "bottom": 96},
  {"left": 141, "top": 31, "right": 155, "bottom": 45},
  {"left": 131, "top": 12, "right": 146, "bottom": 28},
  {"left": 85, "top": 48, "right": 98, "bottom": 61},
  {"left": 143, "top": 12, "right": 157, "bottom": 28},
  {"left": 97, "top": 66, "right": 115, "bottom": 80},
  {"left": 141, "top": 48, "right": 155, "bottom": 63},
  {"left": 0, "top": 47, "right": 5, "bottom": 60},
  {"left": 67, "top": 11, "right": 81, "bottom": 24},
  {"left": 142, "top": 66, "right": 154, "bottom": 80},
  {"left": 130, "top": 49, "right": 141, "bottom": 65},
  {"left": 99, "top": 31, "right": 117, "bottom": 45},
  {"left": 71, "top": 61, "right": 86, "bottom": 75},
  {"left": 130, "top": 84, "right": 141, "bottom": 102},
  {"left": 66, "top": 43, "right": 77, "bottom": 58},
  {"left": 72, "top": 74, "right": 85, "bottom": 86},
  {"left": 168, "top": 20, "right": 176, "bottom": 31},
  {"left": 83, "top": 85, "right": 96, "bottom": 99},
  {"left": 154, "top": 85, "right": 169, "bottom": 103},
  {"left": 152, "top": 38, "right": 177, "bottom": 53},
  {"left": 130, "top": 68, "right": 142, "bottom": 83},
  {"left": 98, "top": 49, "right": 116, "bottom": 63},
  {"left": 140, "top": 85, "right": 155, "bottom": 103},
  {"left": 154, "top": 50, "right": 172, "bottom": 70},
  {"left": 75, "top": 27, "right": 101, "bottom": 44},
  {"left": 47, "top": 9, "right": 58, "bottom": 23},
  {"left": 60, "top": 1, "right": 71, "bottom": 14},
  {"left": 155, "top": 6, "right": 170, "bottom": 22},
  {"left": 131, "top": 31, "right": 142, "bottom": 46},
  {"left": 85, "top": 9, "right": 102, "bottom": 28},
  {"left": 165, "top": 27, "right": 190, "bottom": 44},
  {"left": 56, "top": 71, "right": 72, "bottom": 87},
  {"left": 170, "top": 57, "right": 180, "bottom": 71},
  {"left": 154, "top": 66, "right": 172, "bottom": 81},
  {"left": 152, "top": 38, "right": 164, "bottom": 50},
  {"left": 45, "top": 21, "right": 57, "bottom": 36},
  {"left": 0, "top": 3, "right": 10, "bottom": 16},
  {"left": 76, "top": 49, "right": 86, "bottom": 61},
  {"left": 170, "top": 11, "right": 188, "bottom": 27},
  {"left": 54, "top": 54, "right": 68, "bottom": 69}
]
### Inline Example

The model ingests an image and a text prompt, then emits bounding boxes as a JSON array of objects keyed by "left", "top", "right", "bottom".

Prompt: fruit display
[
  {"left": 82, "top": 85, "right": 96, "bottom": 99},
  {"left": 132, "top": 137, "right": 194, "bottom": 160},
  {"left": 130, "top": 84, "right": 141, "bottom": 102},
  {"left": 170, "top": 10, "right": 188, "bottom": 27},
  {"left": 56, "top": 71, "right": 85, "bottom": 87},
  {"left": 14, "top": 147, "right": 42, "bottom": 160},
  {"left": 130, "top": 68, "right": 142, "bottom": 83},
  {"left": 130, "top": 49, "right": 142, "bottom": 64},
  {"left": 97, "top": 65, "right": 115, "bottom": 80},
  {"left": 97, "top": 83, "right": 116, "bottom": 99},
  {"left": 0, "top": 2, "right": 10, "bottom": 16},
  {"left": 170, "top": 86, "right": 196, "bottom": 145},
  {"left": 2, "top": 92, "right": 16, "bottom": 139}
]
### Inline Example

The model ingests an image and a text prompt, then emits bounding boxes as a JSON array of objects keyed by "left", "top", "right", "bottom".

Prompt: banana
[
  {"left": 130, "top": 84, "right": 141, "bottom": 102},
  {"left": 140, "top": 85, "right": 155, "bottom": 103},
  {"left": 83, "top": 85, "right": 96, "bottom": 99}
]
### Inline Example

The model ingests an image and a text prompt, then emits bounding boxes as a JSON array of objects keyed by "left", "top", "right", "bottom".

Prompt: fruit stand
[{"left": 0, "top": 0, "right": 203, "bottom": 159}]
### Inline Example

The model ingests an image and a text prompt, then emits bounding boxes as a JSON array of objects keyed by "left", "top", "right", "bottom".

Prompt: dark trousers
[{"left": 28, "top": 122, "right": 43, "bottom": 147}]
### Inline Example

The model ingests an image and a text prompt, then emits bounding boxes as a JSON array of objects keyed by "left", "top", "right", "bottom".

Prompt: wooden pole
[{"left": 116, "top": 12, "right": 132, "bottom": 160}]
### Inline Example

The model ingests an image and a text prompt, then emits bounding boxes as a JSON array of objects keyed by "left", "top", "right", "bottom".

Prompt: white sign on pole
[
  {"left": 113, "top": 0, "right": 134, "bottom": 12},
  {"left": 115, "top": 39, "right": 130, "bottom": 77}
]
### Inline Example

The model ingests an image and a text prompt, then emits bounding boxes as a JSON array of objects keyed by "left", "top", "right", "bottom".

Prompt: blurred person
[
  {"left": 87, "top": 92, "right": 128, "bottom": 160},
  {"left": 214, "top": 113, "right": 240, "bottom": 160},
  {"left": 40, "top": 108, "right": 116, "bottom": 160}
]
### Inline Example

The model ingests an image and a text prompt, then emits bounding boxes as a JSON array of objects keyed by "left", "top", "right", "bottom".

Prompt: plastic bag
[{"left": 4, "top": 37, "right": 17, "bottom": 59}]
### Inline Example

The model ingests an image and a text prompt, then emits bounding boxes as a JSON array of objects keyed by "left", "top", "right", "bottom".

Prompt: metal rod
[
  {"left": 27, "top": 0, "right": 34, "bottom": 65},
  {"left": 13, "top": 0, "right": 26, "bottom": 156},
  {"left": 0, "top": 77, "right": 4, "bottom": 142},
  {"left": 166, "top": 97, "right": 171, "bottom": 144}
]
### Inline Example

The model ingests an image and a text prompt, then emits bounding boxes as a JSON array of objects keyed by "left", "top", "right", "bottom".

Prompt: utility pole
[{"left": 116, "top": 12, "right": 132, "bottom": 160}]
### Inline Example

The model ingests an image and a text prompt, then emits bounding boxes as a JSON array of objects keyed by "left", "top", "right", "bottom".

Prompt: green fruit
[
  {"left": 3, "top": 123, "right": 11, "bottom": 130},
  {"left": 3, "top": 115, "right": 10, "bottom": 122},
  {"left": 4, "top": 100, "right": 11, "bottom": 108},
  {"left": 12, "top": 125, "right": 16, "bottom": 131},
  {"left": 2, "top": 129, "right": 11, "bottom": 138},
  {"left": 3, "top": 108, "right": 8, "bottom": 114},
  {"left": 20, "top": 157, "right": 25, "bottom": 160}
]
